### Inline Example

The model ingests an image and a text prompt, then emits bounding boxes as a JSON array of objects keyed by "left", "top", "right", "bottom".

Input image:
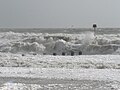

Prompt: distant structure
[
  {"left": 93, "top": 24, "right": 98, "bottom": 44},
  {"left": 93, "top": 24, "right": 97, "bottom": 36}
]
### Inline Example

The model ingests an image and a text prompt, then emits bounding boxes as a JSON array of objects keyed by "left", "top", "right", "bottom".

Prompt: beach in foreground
[
  {"left": 0, "top": 67, "right": 120, "bottom": 90},
  {"left": 0, "top": 77, "right": 119, "bottom": 90}
]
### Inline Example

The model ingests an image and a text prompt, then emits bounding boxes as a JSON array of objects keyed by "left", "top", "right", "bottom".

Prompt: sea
[
  {"left": 0, "top": 28, "right": 120, "bottom": 55},
  {"left": 0, "top": 28, "right": 120, "bottom": 34}
]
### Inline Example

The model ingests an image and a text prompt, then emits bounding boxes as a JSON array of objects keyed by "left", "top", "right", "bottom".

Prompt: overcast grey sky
[{"left": 0, "top": 0, "right": 120, "bottom": 28}]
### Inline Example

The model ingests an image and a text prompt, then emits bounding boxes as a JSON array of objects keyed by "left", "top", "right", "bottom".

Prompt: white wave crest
[{"left": 0, "top": 31, "right": 120, "bottom": 55}]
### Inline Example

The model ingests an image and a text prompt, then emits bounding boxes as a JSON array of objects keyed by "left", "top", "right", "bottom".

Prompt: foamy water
[{"left": 0, "top": 29, "right": 120, "bottom": 55}]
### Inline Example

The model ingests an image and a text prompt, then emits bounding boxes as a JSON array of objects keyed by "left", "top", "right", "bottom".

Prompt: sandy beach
[{"left": 0, "top": 77, "right": 119, "bottom": 90}]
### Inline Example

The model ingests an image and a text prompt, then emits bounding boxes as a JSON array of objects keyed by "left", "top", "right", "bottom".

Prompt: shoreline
[
  {"left": 0, "top": 67, "right": 120, "bottom": 81},
  {"left": 0, "top": 77, "right": 119, "bottom": 90}
]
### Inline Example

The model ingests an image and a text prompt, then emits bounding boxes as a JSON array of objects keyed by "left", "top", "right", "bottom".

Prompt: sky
[{"left": 0, "top": 0, "right": 120, "bottom": 28}]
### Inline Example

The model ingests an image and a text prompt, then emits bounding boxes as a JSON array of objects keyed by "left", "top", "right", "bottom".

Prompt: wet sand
[
  {"left": 0, "top": 77, "right": 119, "bottom": 90},
  {"left": 0, "top": 77, "right": 106, "bottom": 84}
]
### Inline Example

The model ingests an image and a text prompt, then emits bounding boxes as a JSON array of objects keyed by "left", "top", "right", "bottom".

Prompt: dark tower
[
  {"left": 93, "top": 24, "right": 97, "bottom": 36},
  {"left": 93, "top": 24, "right": 97, "bottom": 28}
]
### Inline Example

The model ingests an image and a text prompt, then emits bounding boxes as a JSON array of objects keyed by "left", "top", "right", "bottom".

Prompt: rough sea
[{"left": 0, "top": 28, "right": 120, "bottom": 55}]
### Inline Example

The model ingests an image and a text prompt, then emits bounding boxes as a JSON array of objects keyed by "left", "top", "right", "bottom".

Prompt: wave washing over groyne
[{"left": 0, "top": 30, "right": 120, "bottom": 55}]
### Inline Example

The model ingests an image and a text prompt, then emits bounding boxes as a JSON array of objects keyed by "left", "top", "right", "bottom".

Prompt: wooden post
[
  {"left": 62, "top": 52, "right": 65, "bottom": 56},
  {"left": 79, "top": 51, "right": 82, "bottom": 55},
  {"left": 71, "top": 51, "right": 74, "bottom": 56},
  {"left": 53, "top": 53, "right": 57, "bottom": 56}
]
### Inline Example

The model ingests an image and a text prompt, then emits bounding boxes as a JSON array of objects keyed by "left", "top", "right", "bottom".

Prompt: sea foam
[{"left": 0, "top": 31, "right": 120, "bottom": 55}]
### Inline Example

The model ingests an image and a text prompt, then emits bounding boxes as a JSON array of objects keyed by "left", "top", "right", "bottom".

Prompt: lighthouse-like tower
[
  {"left": 93, "top": 24, "right": 98, "bottom": 44},
  {"left": 93, "top": 24, "right": 97, "bottom": 36}
]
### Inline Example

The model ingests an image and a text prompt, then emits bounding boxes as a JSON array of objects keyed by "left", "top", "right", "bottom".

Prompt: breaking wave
[{"left": 0, "top": 31, "right": 120, "bottom": 55}]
